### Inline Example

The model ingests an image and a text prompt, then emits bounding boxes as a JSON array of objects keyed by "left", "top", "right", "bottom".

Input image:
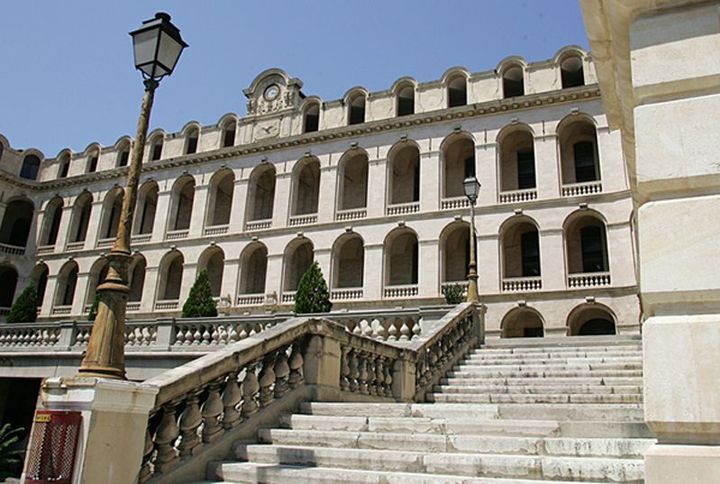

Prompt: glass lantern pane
[
  {"left": 157, "top": 31, "right": 183, "bottom": 75},
  {"left": 132, "top": 29, "right": 160, "bottom": 74}
]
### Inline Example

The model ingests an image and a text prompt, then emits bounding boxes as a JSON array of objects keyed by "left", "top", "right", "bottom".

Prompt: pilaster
[
  {"left": 317, "top": 165, "right": 337, "bottom": 223},
  {"left": 362, "top": 243, "right": 383, "bottom": 300},
  {"left": 366, "top": 157, "right": 387, "bottom": 218},
  {"left": 534, "top": 135, "right": 560, "bottom": 200},
  {"left": 190, "top": 184, "right": 209, "bottom": 238},
  {"left": 419, "top": 151, "right": 439, "bottom": 212},
  {"left": 272, "top": 174, "right": 291, "bottom": 228},
  {"left": 151, "top": 190, "right": 171, "bottom": 242},
  {"left": 229, "top": 180, "right": 248, "bottom": 232},
  {"left": 418, "top": 239, "right": 439, "bottom": 298}
]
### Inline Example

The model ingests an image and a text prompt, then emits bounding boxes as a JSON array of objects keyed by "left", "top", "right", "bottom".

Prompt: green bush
[
  {"left": 0, "top": 423, "right": 24, "bottom": 480},
  {"left": 442, "top": 283, "right": 465, "bottom": 305},
  {"left": 87, "top": 293, "right": 101, "bottom": 321},
  {"left": 294, "top": 261, "right": 332, "bottom": 314},
  {"left": 182, "top": 269, "right": 218, "bottom": 318},
  {"left": 6, "top": 285, "right": 37, "bottom": 324}
]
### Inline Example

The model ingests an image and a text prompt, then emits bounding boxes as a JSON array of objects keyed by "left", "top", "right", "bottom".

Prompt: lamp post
[
  {"left": 463, "top": 176, "right": 481, "bottom": 303},
  {"left": 78, "top": 13, "right": 187, "bottom": 379}
]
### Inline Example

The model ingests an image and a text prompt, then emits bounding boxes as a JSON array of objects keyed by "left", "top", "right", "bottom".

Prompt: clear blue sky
[{"left": 1, "top": 1, "right": 589, "bottom": 156}]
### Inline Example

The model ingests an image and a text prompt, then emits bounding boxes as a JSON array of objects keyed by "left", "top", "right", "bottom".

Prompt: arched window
[
  {"left": 150, "top": 135, "right": 164, "bottom": 161},
  {"left": 567, "top": 304, "right": 616, "bottom": 336},
  {"left": 42, "top": 197, "right": 64, "bottom": 246},
  {"left": 58, "top": 153, "right": 71, "bottom": 178},
  {"left": 396, "top": 84, "right": 415, "bottom": 116},
  {"left": 30, "top": 263, "right": 49, "bottom": 309},
  {"left": 158, "top": 251, "right": 184, "bottom": 301},
  {"left": 332, "top": 233, "right": 364, "bottom": 289},
  {"left": 501, "top": 217, "right": 541, "bottom": 288},
  {"left": 441, "top": 222, "right": 470, "bottom": 284},
  {"left": 348, "top": 93, "right": 366, "bottom": 125},
  {"left": 134, "top": 181, "right": 158, "bottom": 235},
  {"left": 239, "top": 243, "right": 268, "bottom": 296},
  {"left": 0, "top": 266, "right": 18, "bottom": 309},
  {"left": 128, "top": 255, "right": 146, "bottom": 302},
  {"left": 221, "top": 119, "right": 236, "bottom": 148},
  {"left": 170, "top": 176, "right": 195, "bottom": 231},
  {"left": 20, "top": 155, "right": 41, "bottom": 180},
  {"left": 501, "top": 307, "right": 544, "bottom": 338},
  {"left": 246, "top": 164, "right": 276, "bottom": 223},
  {"left": 87, "top": 149, "right": 99, "bottom": 173},
  {"left": 561, "top": 55, "right": 585, "bottom": 88},
  {"left": 0, "top": 199, "right": 34, "bottom": 247},
  {"left": 385, "top": 228, "right": 419, "bottom": 287},
  {"left": 303, "top": 103, "right": 320, "bottom": 133},
  {"left": 498, "top": 126, "right": 536, "bottom": 192},
  {"left": 292, "top": 158, "right": 320, "bottom": 216},
  {"left": 502, "top": 65, "right": 524, "bottom": 98},
  {"left": 117, "top": 141, "right": 131, "bottom": 167},
  {"left": 283, "top": 238, "right": 314, "bottom": 293},
  {"left": 565, "top": 212, "right": 609, "bottom": 275},
  {"left": 185, "top": 127, "right": 199, "bottom": 155},
  {"left": 442, "top": 134, "right": 475, "bottom": 199},
  {"left": 100, "top": 188, "right": 124, "bottom": 240},
  {"left": 207, "top": 169, "right": 234, "bottom": 227},
  {"left": 198, "top": 246, "right": 225, "bottom": 297},
  {"left": 388, "top": 143, "right": 420, "bottom": 205},
  {"left": 70, "top": 192, "right": 93, "bottom": 243},
  {"left": 447, "top": 75, "right": 467, "bottom": 107},
  {"left": 558, "top": 118, "right": 601, "bottom": 185},
  {"left": 55, "top": 261, "right": 79, "bottom": 308},
  {"left": 337, "top": 150, "right": 368, "bottom": 211}
]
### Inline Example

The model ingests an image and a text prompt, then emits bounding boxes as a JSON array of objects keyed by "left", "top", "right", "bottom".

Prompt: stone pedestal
[{"left": 25, "top": 377, "right": 157, "bottom": 484}]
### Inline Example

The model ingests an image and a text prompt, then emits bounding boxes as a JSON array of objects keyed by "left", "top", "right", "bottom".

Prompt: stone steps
[{"left": 211, "top": 336, "right": 650, "bottom": 483}]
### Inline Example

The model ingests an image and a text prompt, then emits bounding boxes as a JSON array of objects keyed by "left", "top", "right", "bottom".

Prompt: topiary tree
[
  {"left": 442, "top": 283, "right": 465, "bottom": 305},
  {"left": 182, "top": 269, "right": 218, "bottom": 318},
  {"left": 294, "top": 261, "right": 332, "bottom": 314},
  {"left": 0, "top": 423, "right": 24, "bottom": 480},
  {"left": 6, "top": 285, "right": 37, "bottom": 324},
  {"left": 87, "top": 293, "right": 101, "bottom": 321}
]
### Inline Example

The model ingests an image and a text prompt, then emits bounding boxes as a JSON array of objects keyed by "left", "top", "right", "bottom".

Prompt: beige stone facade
[{"left": 0, "top": 46, "right": 638, "bottom": 338}]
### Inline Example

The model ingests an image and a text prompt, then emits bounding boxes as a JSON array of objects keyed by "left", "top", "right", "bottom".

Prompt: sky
[{"left": 0, "top": 1, "right": 589, "bottom": 156}]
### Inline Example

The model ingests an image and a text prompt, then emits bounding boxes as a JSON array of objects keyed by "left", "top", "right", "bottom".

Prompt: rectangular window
[
  {"left": 223, "top": 128, "right": 235, "bottom": 148},
  {"left": 118, "top": 151, "right": 130, "bottom": 167},
  {"left": 152, "top": 143, "right": 162, "bottom": 161},
  {"left": 521, "top": 230, "right": 540, "bottom": 277},
  {"left": 574, "top": 141, "right": 598, "bottom": 182},
  {"left": 517, "top": 149, "right": 536, "bottom": 189},
  {"left": 186, "top": 137, "right": 198, "bottom": 155},
  {"left": 88, "top": 156, "right": 98, "bottom": 173},
  {"left": 398, "top": 97, "right": 414, "bottom": 116}
]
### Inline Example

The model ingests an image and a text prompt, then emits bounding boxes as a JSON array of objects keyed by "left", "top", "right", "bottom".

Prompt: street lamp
[
  {"left": 78, "top": 13, "right": 187, "bottom": 379},
  {"left": 463, "top": 176, "right": 481, "bottom": 303}
]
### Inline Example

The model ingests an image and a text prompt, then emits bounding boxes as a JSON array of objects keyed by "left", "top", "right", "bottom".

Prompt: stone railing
[
  {"left": 502, "top": 276, "right": 542, "bottom": 292},
  {"left": 236, "top": 293, "right": 265, "bottom": 306},
  {"left": 0, "top": 307, "right": 10, "bottom": 317},
  {"left": 281, "top": 291, "right": 296, "bottom": 304},
  {"left": 499, "top": 188, "right": 537, "bottom": 204},
  {"left": 244, "top": 219, "right": 272, "bottom": 231},
  {"left": 0, "top": 242, "right": 25, "bottom": 256},
  {"left": 203, "top": 224, "right": 229, "bottom": 236},
  {"left": 96, "top": 237, "right": 114, "bottom": 248},
  {"left": 335, "top": 207, "right": 367, "bottom": 221},
  {"left": 386, "top": 201, "right": 419, "bottom": 215},
  {"left": 568, "top": 271, "right": 611, "bottom": 288},
  {"left": 440, "top": 196, "right": 469, "bottom": 210},
  {"left": 133, "top": 233, "right": 153, "bottom": 244},
  {"left": 384, "top": 284, "right": 419, "bottom": 298},
  {"left": 330, "top": 287, "right": 363, "bottom": 301},
  {"left": 37, "top": 244, "right": 55, "bottom": 255},
  {"left": 165, "top": 229, "right": 189, "bottom": 241},
  {"left": 138, "top": 302, "right": 482, "bottom": 483},
  {"left": 127, "top": 301, "right": 142, "bottom": 312},
  {"left": 66, "top": 241, "right": 85, "bottom": 251},
  {"left": 561, "top": 180, "right": 602, "bottom": 197},
  {"left": 155, "top": 300, "right": 179, "bottom": 311},
  {"left": 52, "top": 305, "right": 72, "bottom": 316},
  {"left": 288, "top": 214, "right": 317, "bottom": 226}
]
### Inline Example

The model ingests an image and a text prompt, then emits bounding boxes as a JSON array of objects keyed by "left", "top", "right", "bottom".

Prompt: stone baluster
[
  {"left": 357, "top": 352, "right": 369, "bottom": 395},
  {"left": 222, "top": 372, "right": 242, "bottom": 429},
  {"left": 288, "top": 344, "right": 304, "bottom": 388},
  {"left": 154, "top": 403, "right": 180, "bottom": 472},
  {"left": 387, "top": 322, "right": 398, "bottom": 341},
  {"left": 201, "top": 380, "right": 224, "bottom": 443},
  {"left": 139, "top": 426, "right": 154, "bottom": 482},
  {"left": 340, "top": 346, "right": 351, "bottom": 391},
  {"left": 241, "top": 363, "right": 259, "bottom": 417},
  {"left": 373, "top": 356, "right": 384, "bottom": 396},
  {"left": 399, "top": 319, "right": 411, "bottom": 340},
  {"left": 273, "top": 348, "right": 290, "bottom": 398},
  {"left": 178, "top": 391, "right": 203, "bottom": 457},
  {"left": 382, "top": 357, "right": 393, "bottom": 397},
  {"left": 258, "top": 355, "right": 276, "bottom": 407},
  {"left": 347, "top": 349, "right": 359, "bottom": 393}
]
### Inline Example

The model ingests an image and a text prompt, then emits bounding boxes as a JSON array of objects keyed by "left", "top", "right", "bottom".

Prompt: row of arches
[
  {"left": 501, "top": 304, "right": 617, "bottom": 338},
  {"left": 37, "top": 211, "right": 610, "bottom": 314}
]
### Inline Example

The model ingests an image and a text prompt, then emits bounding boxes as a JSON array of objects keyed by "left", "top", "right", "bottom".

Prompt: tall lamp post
[
  {"left": 78, "top": 13, "right": 187, "bottom": 379},
  {"left": 463, "top": 176, "right": 481, "bottom": 303}
]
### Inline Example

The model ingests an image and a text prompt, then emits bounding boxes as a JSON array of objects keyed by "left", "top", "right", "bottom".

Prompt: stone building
[{"left": 0, "top": 45, "right": 638, "bottom": 338}]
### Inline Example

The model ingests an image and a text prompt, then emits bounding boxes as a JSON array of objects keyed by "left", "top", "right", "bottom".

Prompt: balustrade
[
  {"left": 386, "top": 201, "right": 419, "bottom": 216},
  {"left": 244, "top": 219, "right": 272, "bottom": 231},
  {"left": 567, "top": 271, "right": 611, "bottom": 288},
  {"left": 440, "top": 196, "right": 470, "bottom": 210},
  {"left": 498, "top": 188, "right": 537, "bottom": 204},
  {"left": 66, "top": 241, "right": 85, "bottom": 251},
  {"left": 203, "top": 224, "right": 229, "bottom": 236},
  {"left": 37, "top": 244, "right": 54, "bottom": 255},
  {"left": 237, "top": 294, "right": 265, "bottom": 306},
  {"left": 561, "top": 180, "right": 602, "bottom": 197},
  {"left": 132, "top": 233, "right": 152, "bottom": 244},
  {"left": 335, "top": 208, "right": 367, "bottom": 221},
  {"left": 288, "top": 214, "right": 318, "bottom": 227},
  {"left": 281, "top": 291, "right": 296, "bottom": 304},
  {"left": 384, "top": 284, "right": 418, "bottom": 298},
  {"left": 0, "top": 243, "right": 25, "bottom": 255},
  {"left": 330, "top": 288, "right": 363, "bottom": 301},
  {"left": 502, "top": 276, "right": 542, "bottom": 292},
  {"left": 155, "top": 300, "right": 179, "bottom": 311},
  {"left": 96, "top": 237, "right": 114, "bottom": 248},
  {"left": 165, "top": 229, "right": 189, "bottom": 241}
]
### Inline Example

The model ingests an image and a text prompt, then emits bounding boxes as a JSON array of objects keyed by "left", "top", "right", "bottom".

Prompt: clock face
[{"left": 264, "top": 84, "right": 280, "bottom": 101}]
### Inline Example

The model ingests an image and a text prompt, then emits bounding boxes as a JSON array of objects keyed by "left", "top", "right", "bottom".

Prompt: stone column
[
  {"left": 366, "top": 157, "right": 387, "bottom": 218},
  {"left": 55, "top": 206, "right": 74, "bottom": 252},
  {"left": 151, "top": 190, "right": 172, "bottom": 242},
  {"left": 84, "top": 200, "right": 104, "bottom": 249},
  {"left": 363, "top": 243, "right": 384, "bottom": 300},
  {"left": 40, "top": 275, "right": 58, "bottom": 316},
  {"left": 476, "top": 142, "right": 497, "bottom": 206},
  {"left": 606, "top": 222, "right": 636, "bottom": 288},
  {"left": 420, "top": 150, "right": 439, "bottom": 212},
  {"left": 229, "top": 179, "right": 248, "bottom": 232},
  {"left": 418, "top": 239, "right": 439, "bottom": 298},
  {"left": 580, "top": 1, "right": 720, "bottom": 480},
  {"left": 534, "top": 134, "right": 560, "bottom": 200},
  {"left": 596, "top": 127, "right": 627, "bottom": 193},
  {"left": 539, "top": 228, "right": 566, "bottom": 292},
  {"left": 476, "top": 235, "right": 499, "bottom": 294},
  {"left": 140, "top": 266, "right": 159, "bottom": 312},
  {"left": 189, "top": 184, "right": 209, "bottom": 238},
  {"left": 272, "top": 173, "right": 292, "bottom": 229},
  {"left": 317, "top": 164, "right": 337, "bottom": 224}
]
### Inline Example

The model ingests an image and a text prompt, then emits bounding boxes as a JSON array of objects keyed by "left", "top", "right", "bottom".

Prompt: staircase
[{"left": 211, "top": 335, "right": 653, "bottom": 483}]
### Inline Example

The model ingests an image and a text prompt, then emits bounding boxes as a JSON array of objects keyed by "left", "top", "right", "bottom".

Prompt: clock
[{"left": 263, "top": 84, "right": 280, "bottom": 101}]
